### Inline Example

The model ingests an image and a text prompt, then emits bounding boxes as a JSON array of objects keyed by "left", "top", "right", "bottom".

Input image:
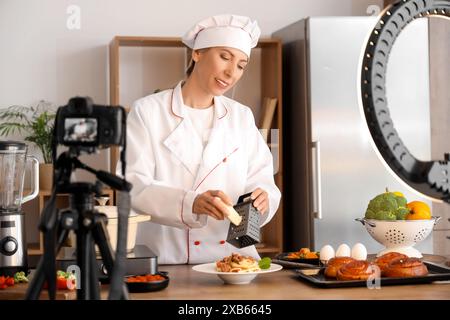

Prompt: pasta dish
[{"left": 216, "top": 253, "right": 261, "bottom": 273}]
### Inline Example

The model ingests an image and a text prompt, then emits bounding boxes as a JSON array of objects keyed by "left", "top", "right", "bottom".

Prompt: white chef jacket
[{"left": 119, "top": 81, "right": 281, "bottom": 264}]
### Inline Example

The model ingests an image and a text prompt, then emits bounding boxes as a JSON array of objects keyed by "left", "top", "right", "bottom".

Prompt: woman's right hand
[{"left": 193, "top": 190, "right": 233, "bottom": 220}]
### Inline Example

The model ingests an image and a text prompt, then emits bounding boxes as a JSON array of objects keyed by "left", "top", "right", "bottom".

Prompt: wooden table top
[
  {"left": 2, "top": 259, "right": 449, "bottom": 300},
  {"left": 122, "top": 264, "right": 450, "bottom": 300},
  {"left": 0, "top": 283, "right": 76, "bottom": 300}
]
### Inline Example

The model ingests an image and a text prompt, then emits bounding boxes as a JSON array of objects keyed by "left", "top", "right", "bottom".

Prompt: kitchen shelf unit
[
  {"left": 27, "top": 188, "right": 115, "bottom": 255},
  {"left": 108, "top": 36, "right": 283, "bottom": 255}
]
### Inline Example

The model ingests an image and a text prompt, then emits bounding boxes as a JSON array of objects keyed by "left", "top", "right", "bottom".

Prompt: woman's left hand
[{"left": 251, "top": 188, "right": 269, "bottom": 214}]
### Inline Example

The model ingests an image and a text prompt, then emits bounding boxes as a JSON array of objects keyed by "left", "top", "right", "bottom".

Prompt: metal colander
[{"left": 356, "top": 217, "right": 441, "bottom": 258}]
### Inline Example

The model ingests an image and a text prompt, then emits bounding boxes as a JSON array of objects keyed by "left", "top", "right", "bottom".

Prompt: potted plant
[{"left": 0, "top": 100, "right": 57, "bottom": 190}]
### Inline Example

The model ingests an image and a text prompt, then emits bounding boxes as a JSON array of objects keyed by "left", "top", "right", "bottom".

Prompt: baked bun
[
  {"left": 374, "top": 252, "right": 409, "bottom": 275},
  {"left": 336, "top": 260, "right": 376, "bottom": 281},
  {"left": 384, "top": 258, "right": 428, "bottom": 278},
  {"left": 324, "top": 257, "right": 355, "bottom": 278}
]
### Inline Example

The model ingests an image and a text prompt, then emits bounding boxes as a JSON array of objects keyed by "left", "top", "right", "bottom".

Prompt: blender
[{"left": 0, "top": 141, "right": 39, "bottom": 275}]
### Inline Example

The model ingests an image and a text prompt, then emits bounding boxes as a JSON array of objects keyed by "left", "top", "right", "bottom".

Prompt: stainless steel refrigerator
[{"left": 274, "top": 17, "right": 433, "bottom": 254}]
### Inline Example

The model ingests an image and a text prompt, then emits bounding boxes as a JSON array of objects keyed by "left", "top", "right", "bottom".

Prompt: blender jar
[{"left": 0, "top": 141, "right": 39, "bottom": 212}]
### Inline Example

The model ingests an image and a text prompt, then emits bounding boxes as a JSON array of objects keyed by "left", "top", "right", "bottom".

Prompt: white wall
[
  {"left": 0, "top": 0, "right": 383, "bottom": 105},
  {"left": 0, "top": 0, "right": 383, "bottom": 244}
]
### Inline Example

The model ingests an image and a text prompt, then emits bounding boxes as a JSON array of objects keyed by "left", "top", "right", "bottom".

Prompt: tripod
[{"left": 25, "top": 151, "right": 132, "bottom": 300}]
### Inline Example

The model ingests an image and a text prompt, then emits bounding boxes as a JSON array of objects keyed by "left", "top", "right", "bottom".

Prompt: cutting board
[{"left": 0, "top": 283, "right": 76, "bottom": 300}]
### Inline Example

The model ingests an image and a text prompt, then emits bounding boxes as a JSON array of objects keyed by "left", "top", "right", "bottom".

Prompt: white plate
[{"left": 192, "top": 263, "right": 283, "bottom": 285}]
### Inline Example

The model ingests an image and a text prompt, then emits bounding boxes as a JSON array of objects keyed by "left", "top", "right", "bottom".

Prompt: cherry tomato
[
  {"left": 57, "top": 277, "right": 68, "bottom": 290},
  {"left": 5, "top": 277, "right": 14, "bottom": 287}
]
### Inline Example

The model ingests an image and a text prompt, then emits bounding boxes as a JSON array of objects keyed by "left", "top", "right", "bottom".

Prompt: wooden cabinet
[
  {"left": 430, "top": 18, "right": 450, "bottom": 256},
  {"left": 27, "top": 188, "right": 115, "bottom": 255},
  {"left": 109, "top": 36, "right": 283, "bottom": 254}
]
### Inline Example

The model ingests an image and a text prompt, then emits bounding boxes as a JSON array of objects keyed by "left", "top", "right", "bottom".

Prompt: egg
[
  {"left": 319, "top": 245, "right": 335, "bottom": 263},
  {"left": 335, "top": 244, "right": 351, "bottom": 257},
  {"left": 351, "top": 243, "right": 367, "bottom": 260}
]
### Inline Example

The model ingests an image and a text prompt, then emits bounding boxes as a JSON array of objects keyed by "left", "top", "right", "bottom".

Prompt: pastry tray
[{"left": 294, "top": 262, "right": 450, "bottom": 288}]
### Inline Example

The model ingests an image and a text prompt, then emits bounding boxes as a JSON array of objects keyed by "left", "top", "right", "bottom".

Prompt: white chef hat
[{"left": 182, "top": 14, "right": 261, "bottom": 58}]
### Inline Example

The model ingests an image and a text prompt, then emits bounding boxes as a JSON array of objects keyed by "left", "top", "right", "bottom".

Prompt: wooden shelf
[
  {"left": 27, "top": 243, "right": 42, "bottom": 255},
  {"left": 28, "top": 188, "right": 115, "bottom": 256},
  {"left": 254, "top": 243, "right": 282, "bottom": 255},
  {"left": 109, "top": 36, "right": 283, "bottom": 255}
]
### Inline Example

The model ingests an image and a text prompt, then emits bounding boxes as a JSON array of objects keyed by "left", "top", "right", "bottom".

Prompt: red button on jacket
[
  {"left": 194, "top": 241, "right": 200, "bottom": 246},
  {"left": 220, "top": 240, "right": 225, "bottom": 244}
]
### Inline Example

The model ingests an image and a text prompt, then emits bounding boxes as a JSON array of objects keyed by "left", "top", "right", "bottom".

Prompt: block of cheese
[
  {"left": 214, "top": 197, "right": 242, "bottom": 226},
  {"left": 226, "top": 205, "right": 242, "bottom": 226}
]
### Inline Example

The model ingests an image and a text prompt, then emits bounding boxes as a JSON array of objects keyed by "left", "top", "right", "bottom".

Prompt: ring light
[{"left": 360, "top": 0, "right": 450, "bottom": 202}]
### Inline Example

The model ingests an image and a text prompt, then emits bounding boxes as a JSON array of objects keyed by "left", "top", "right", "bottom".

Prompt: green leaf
[
  {"left": 0, "top": 102, "right": 56, "bottom": 163},
  {"left": 57, "top": 270, "right": 68, "bottom": 278},
  {"left": 258, "top": 257, "right": 271, "bottom": 270}
]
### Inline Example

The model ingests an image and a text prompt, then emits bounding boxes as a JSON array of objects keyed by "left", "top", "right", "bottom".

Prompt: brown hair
[
  {"left": 186, "top": 59, "right": 195, "bottom": 77},
  {"left": 185, "top": 48, "right": 209, "bottom": 77}
]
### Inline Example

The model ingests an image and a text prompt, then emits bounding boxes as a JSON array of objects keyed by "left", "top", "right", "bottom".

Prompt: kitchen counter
[
  {"left": 121, "top": 264, "right": 450, "bottom": 300},
  {"left": 1, "top": 263, "right": 449, "bottom": 300}
]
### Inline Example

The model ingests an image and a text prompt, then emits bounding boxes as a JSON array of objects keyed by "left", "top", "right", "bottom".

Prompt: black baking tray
[
  {"left": 125, "top": 272, "right": 169, "bottom": 293},
  {"left": 294, "top": 262, "right": 450, "bottom": 288},
  {"left": 275, "top": 252, "right": 320, "bottom": 265}
]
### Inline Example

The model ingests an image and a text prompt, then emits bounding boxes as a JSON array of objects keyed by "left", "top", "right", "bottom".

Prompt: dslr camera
[{"left": 55, "top": 97, "right": 125, "bottom": 149}]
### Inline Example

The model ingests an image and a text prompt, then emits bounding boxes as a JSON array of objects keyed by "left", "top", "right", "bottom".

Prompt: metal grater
[{"left": 226, "top": 193, "right": 260, "bottom": 248}]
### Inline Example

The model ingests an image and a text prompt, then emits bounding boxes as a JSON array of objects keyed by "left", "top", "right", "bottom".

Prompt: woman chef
[{"left": 122, "top": 14, "right": 281, "bottom": 264}]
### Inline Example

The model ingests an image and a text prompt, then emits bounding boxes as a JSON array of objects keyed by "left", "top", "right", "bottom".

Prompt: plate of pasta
[{"left": 192, "top": 253, "right": 283, "bottom": 285}]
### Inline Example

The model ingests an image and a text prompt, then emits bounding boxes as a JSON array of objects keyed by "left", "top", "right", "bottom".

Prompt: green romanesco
[
  {"left": 13, "top": 271, "right": 29, "bottom": 283},
  {"left": 394, "top": 195, "right": 407, "bottom": 208},
  {"left": 395, "top": 207, "right": 410, "bottom": 220},
  {"left": 365, "top": 191, "right": 409, "bottom": 220}
]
